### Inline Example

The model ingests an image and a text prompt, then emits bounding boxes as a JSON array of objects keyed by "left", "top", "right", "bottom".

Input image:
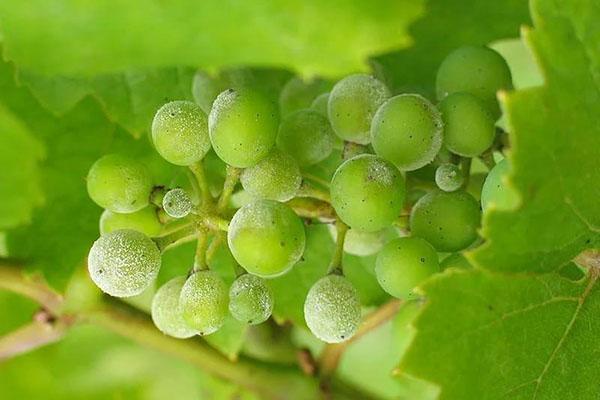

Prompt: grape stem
[
  {"left": 460, "top": 157, "right": 472, "bottom": 189},
  {"left": 301, "top": 172, "right": 330, "bottom": 189},
  {"left": 153, "top": 224, "right": 197, "bottom": 252},
  {"left": 193, "top": 229, "right": 209, "bottom": 272},
  {"left": 0, "top": 261, "right": 378, "bottom": 400},
  {"left": 217, "top": 165, "right": 241, "bottom": 213},
  {"left": 188, "top": 160, "right": 213, "bottom": 208},
  {"left": 479, "top": 150, "right": 496, "bottom": 170},
  {"left": 327, "top": 219, "right": 348, "bottom": 275},
  {"left": 297, "top": 181, "right": 331, "bottom": 203},
  {"left": 286, "top": 197, "right": 336, "bottom": 221}
]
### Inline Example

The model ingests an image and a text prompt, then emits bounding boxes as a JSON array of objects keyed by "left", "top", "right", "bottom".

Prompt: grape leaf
[
  {"left": 399, "top": 268, "right": 600, "bottom": 399},
  {"left": 0, "top": 0, "right": 423, "bottom": 78},
  {"left": 471, "top": 0, "right": 600, "bottom": 273},
  {"left": 374, "top": 0, "right": 530, "bottom": 95}
]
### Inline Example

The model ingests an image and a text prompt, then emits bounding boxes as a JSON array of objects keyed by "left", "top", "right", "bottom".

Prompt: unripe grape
[
  {"left": 162, "top": 188, "right": 193, "bottom": 218},
  {"left": 228, "top": 200, "right": 306, "bottom": 278},
  {"left": 311, "top": 92, "right": 330, "bottom": 117},
  {"left": 328, "top": 74, "right": 390, "bottom": 144},
  {"left": 304, "top": 274, "right": 361, "bottom": 343},
  {"left": 440, "top": 253, "right": 473, "bottom": 271},
  {"left": 331, "top": 154, "right": 405, "bottom": 232},
  {"left": 371, "top": 94, "right": 443, "bottom": 171},
  {"left": 481, "top": 158, "right": 518, "bottom": 211},
  {"left": 151, "top": 101, "right": 211, "bottom": 166},
  {"left": 99, "top": 207, "right": 162, "bottom": 237},
  {"left": 375, "top": 237, "right": 439, "bottom": 299},
  {"left": 209, "top": 88, "right": 279, "bottom": 167},
  {"left": 88, "top": 229, "right": 161, "bottom": 297},
  {"left": 87, "top": 154, "right": 153, "bottom": 213},
  {"left": 229, "top": 274, "right": 274, "bottom": 325},
  {"left": 327, "top": 225, "right": 394, "bottom": 257},
  {"left": 240, "top": 149, "right": 302, "bottom": 201},
  {"left": 435, "top": 163, "right": 464, "bottom": 192},
  {"left": 439, "top": 92, "right": 495, "bottom": 157},
  {"left": 179, "top": 270, "right": 228, "bottom": 335},
  {"left": 152, "top": 277, "right": 199, "bottom": 338},
  {"left": 192, "top": 71, "right": 226, "bottom": 114},
  {"left": 277, "top": 109, "right": 335, "bottom": 166},
  {"left": 436, "top": 45, "right": 512, "bottom": 117},
  {"left": 279, "top": 77, "right": 331, "bottom": 116},
  {"left": 410, "top": 190, "right": 481, "bottom": 252}
]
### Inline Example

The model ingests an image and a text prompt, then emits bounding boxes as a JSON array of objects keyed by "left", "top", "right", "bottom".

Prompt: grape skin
[
  {"left": 228, "top": 274, "right": 274, "bottom": 325},
  {"left": 88, "top": 229, "right": 161, "bottom": 298},
  {"left": 228, "top": 200, "right": 306, "bottom": 278},
  {"left": 304, "top": 274, "right": 361, "bottom": 343},
  {"left": 100, "top": 207, "right": 162, "bottom": 237},
  {"left": 435, "top": 163, "right": 464, "bottom": 192},
  {"left": 179, "top": 270, "right": 228, "bottom": 335},
  {"left": 279, "top": 77, "right": 331, "bottom": 116},
  {"left": 310, "top": 92, "right": 330, "bottom": 117},
  {"left": 371, "top": 94, "right": 443, "bottom": 171},
  {"left": 327, "top": 224, "right": 395, "bottom": 256},
  {"left": 481, "top": 158, "right": 518, "bottom": 211},
  {"left": 162, "top": 188, "right": 193, "bottom": 218},
  {"left": 152, "top": 277, "right": 199, "bottom": 339},
  {"left": 277, "top": 109, "right": 335, "bottom": 166},
  {"left": 87, "top": 154, "right": 153, "bottom": 214},
  {"left": 240, "top": 149, "right": 302, "bottom": 202},
  {"left": 375, "top": 237, "right": 439, "bottom": 299},
  {"left": 436, "top": 45, "right": 512, "bottom": 117},
  {"left": 410, "top": 190, "right": 481, "bottom": 252},
  {"left": 209, "top": 88, "right": 279, "bottom": 168},
  {"left": 151, "top": 101, "right": 211, "bottom": 166},
  {"left": 328, "top": 74, "right": 390, "bottom": 144},
  {"left": 439, "top": 92, "right": 495, "bottom": 157},
  {"left": 192, "top": 71, "right": 226, "bottom": 114},
  {"left": 330, "top": 154, "right": 405, "bottom": 232}
]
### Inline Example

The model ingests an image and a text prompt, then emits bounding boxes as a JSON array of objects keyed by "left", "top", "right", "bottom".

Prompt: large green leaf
[
  {"left": 0, "top": 0, "right": 423, "bottom": 78},
  {"left": 399, "top": 268, "right": 600, "bottom": 399},
  {"left": 471, "top": 0, "right": 600, "bottom": 273}
]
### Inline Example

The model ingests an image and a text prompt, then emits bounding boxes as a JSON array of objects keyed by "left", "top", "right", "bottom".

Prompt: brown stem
[{"left": 287, "top": 198, "right": 336, "bottom": 221}]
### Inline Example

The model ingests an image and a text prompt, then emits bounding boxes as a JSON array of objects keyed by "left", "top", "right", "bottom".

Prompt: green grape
[
  {"left": 327, "top": 224, "right": 395, "bottom": 256},
  {"left": 209, "top": 88, "right": 279, "bottom": 167},
  {"left": 410, "top": 190, "right": 481, "bottom": 252},
  {"left": 151, "top": 101, "right": 211, "bottom": 166},
  {"left": 99, "top": 207, "right": 162, "bottom": 237},
  {"left": 304, "top": 274, "right": 361, "bottom": 343},
  {"left": 436, "top": 45, "right": 512, "bottom": 117},
  {"left": 279, "top": 77, "right": 331, "bottom": 116},
  {"left": 440, "top": 253, "right": 473, "bottom": 271},
  {"left": 375, "top": 237, "right": 439, "bottom": 299},
  {"left": 435, "top": 163, "right": 464, "bottom": 192},
  {"left": 179, "top": 270, "right": 228, "bottom": 335},
  {"left": 277, "top": 109, "right": 335, "bottom": 166},
  {"left": 162, "top": 188, "right": 193, "bottom": 218},
  {"left": 328, "top": 74, "right": 390, "bottom": 144},
  {"left": 192, "top": 70, "right": 226, "bottom": 114},
  {"left": 439, "top": 92, "right": 495, "bottom": 157},
  {"left": 228, "top": 274, "right": 274, "bottom": 325},
  {"left": 228, "top": 200, "right": 306, "bottom": 278},
  {"left": 240, "top": 149, "right": 302, "bottom": 201},
  {"left": 371, "top": 94, "right": 443, "bottom": 171},
  {"left": 151, "top": 277, "right": 199, "bottom": 338},
  {"left": 311, "top": 92, "right": 330, "bottom": 117},
  {"left": 87, "top": 154, "right": 153, "bottom": 214},
  {"left": 330, "top": 154, "right": 405, "bottom": 232},
  {"left": 88, "top": 229, "right": 161, "bottom": 297},
  {"left": 481, "top": 158, "right": 518, "bottom": 211}
]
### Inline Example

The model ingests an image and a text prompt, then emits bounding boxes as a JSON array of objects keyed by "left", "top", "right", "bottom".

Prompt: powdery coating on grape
[
  {"left": 100, "top": 207, "right": 162, "bottom": 237},
  {"left": 331, "top": 154, "right": 405, "bottom": 232},
  {"left": 209, "top": 88, "right": 279, "bottom": 168},
  {"left": 481, "top": 158, "right": 519, "bottom": 211},
  {"left": 409, "top": 190, "right": 481, "bottom": 252},
  {"left": 162, "top": 188, "right": 193, "bottom": 218},
  {"left": 240, "top": 149, "right": 302, "bottom": 202},
  {"left": 371, "top": 94, "right": 443, "bottom": 171},
  {"left": 279, "top": 77, "right": 331, "bottom": 116},
  {"left": 328, "top": 74, "right": 390, "bottom": 144},
  {"left": 228, "top": 200, "right": 306, "bottom": 278},
  {"left": 151, "top": 101, "right": 211, "bottom": 166},
  {"left": 179, "top": 270, "right": 228, "bottom": 335},
  {"left": 304, "top": 275, "right": 361, "bottom": 343},
  {"left": 327, "top": 224, "right": 394, "bottom": 256},
  {"left": 375, "top": 237, "right": 439, "bottom": 299},
  {"left": 435, "top": 163, "right": 464, "bottom": 192},
  {"left": 87, "top": 154, "right": 153, "bottom": 213},
  {"left": 229, "top": 274, "right": 274, "bottom": 325},
  {"left": 311, "top": 92, "right": 330, "bottom": 117},
  {"left": 151, "top": 277, "right": 199, "bottom": 338},
  {"left": 88, "top": 229, "right": 161, "bottom": 298},
  {"left": 439, "top": 92, "right": 495, "bottom": 157},
  {"left": 276, "top": 109, "right": 335, "bottom": 166}
]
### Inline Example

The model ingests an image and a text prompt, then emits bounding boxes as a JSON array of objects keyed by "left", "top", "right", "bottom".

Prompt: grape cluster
[{"left": 85, "top": 45, "right": 513, "bottom": 344}]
